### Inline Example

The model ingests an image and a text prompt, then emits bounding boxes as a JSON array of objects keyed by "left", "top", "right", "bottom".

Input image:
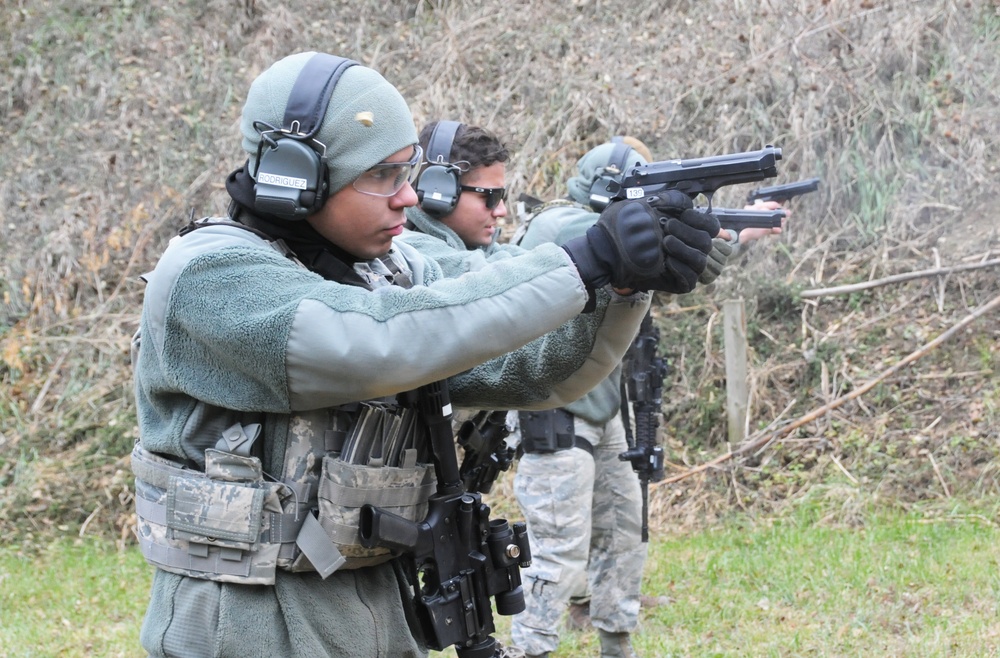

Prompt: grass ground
[
  {"left": 3, "top": 498, "right": 999, "bottom": 657},
  {"left": 0, "top": 538, "right": 149, "bottom": 657}
]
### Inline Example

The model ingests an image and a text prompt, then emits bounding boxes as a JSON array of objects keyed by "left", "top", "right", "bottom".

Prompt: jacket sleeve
[
  {"left": 137, "top": 226, "right": 594, "bottom": 413},
  {"left": 447, "top": 287, "right": 649, "bottom": 410},
  {"left": 397, "top": 228, "right": 651, "bottom": 410}
]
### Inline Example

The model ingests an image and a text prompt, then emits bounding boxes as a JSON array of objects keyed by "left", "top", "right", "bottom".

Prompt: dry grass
[{"left": 1, "top": 0, "right": 999, "bottom": 540}]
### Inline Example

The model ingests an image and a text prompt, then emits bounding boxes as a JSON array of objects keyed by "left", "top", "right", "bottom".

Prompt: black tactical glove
[
  {"left": 632, "top": 205, "right": 721, "bottom": 293},
  {"left": 645, "top": 189, "right": 694, "bottom": 217},
  {"left": 561, "top": 198, "right": 666, "bottom": 291},
  {"left": 635, "top": 189, "right": 720, "bottom": 292},
  {"left": 699, "top": 238, "right": 735, "bottom": 285},
  {"left": 561, "top": 190, "right": 720, "bottom": 294}
]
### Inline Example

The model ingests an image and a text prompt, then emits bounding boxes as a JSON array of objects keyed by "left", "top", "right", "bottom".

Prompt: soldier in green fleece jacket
[
  {"left": 131, "top": 52, "right": 722, "bottom": 658},
  {"left": 400, "top": 121, "right": 517, "bottom": 267}
]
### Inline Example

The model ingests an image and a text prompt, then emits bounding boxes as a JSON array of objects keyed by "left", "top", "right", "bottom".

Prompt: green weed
[
  {"left": 0, "top": 538, "right": 151, "bottom": 658},
  {"left": 634, "top": 503, "right": 1000, "bottom": 656},
  {"left": 6, "top": 502, "right": 1000, "bottom": 657}
]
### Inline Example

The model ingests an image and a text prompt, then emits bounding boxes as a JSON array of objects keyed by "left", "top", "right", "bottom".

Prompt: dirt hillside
[{"left": 1, "top": 0, "right": 998, "bottom": 543}]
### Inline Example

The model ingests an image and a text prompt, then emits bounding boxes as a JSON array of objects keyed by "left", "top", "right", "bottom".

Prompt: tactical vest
[{"left": 131, "top": 219, "right": 435, "bottom": 585}]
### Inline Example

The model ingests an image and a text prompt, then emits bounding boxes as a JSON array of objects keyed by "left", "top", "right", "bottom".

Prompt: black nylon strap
[
  {"left": 283, "top": 53, "right": 358, "bottom": 138},
  {"left": 572, "top": 435, "right": 594, "bottom": 457},
  {"left": 520, "top": 433, "right": 594, "bottom": 457},
  {"left": 608, "top": 135, "right": 631, "bottom": 174}
]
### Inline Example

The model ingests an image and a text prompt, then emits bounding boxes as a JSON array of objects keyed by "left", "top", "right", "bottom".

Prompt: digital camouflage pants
[{"left": 510, "top": 413, "right": 647, "bottom": 656}]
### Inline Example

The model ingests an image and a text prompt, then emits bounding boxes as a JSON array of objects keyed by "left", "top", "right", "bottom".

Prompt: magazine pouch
[{"left": 316, "top": 455, "right": 435, "bottom": 568}]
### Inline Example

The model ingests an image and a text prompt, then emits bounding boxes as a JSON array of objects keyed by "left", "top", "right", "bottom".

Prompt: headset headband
[
  {"left": 607, "top": 135, "right": 631, "bottom": 175},
  {"left": 426, "top": 120, "right": 463, "bottom": 165},
  {"left": 251, "top": 53, "right": 359, "bottom": 220},
  {"left": 282, "top": 54, "right": 358, "bottom": 138}
]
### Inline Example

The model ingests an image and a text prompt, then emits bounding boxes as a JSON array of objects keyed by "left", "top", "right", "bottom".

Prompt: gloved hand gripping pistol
[
  {"left": 618, "top": 312, "right": 669, "bottom": 542},
  {"left": 358, "top": 383, "right": 531, "bottom": 658}
]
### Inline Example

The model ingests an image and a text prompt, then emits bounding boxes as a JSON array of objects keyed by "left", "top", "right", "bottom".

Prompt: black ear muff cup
[
  {"left": 254, "top": 138, "right": 326, "bottom": 220},
  {"left": 416, "top": 163, "right": 461, "bottom": 218},
  {"left": 415, "top": 120, "right": 463, "bottom": 219},
  {"left": 252, "top": 54, "right": 356, "bottom": 220}
]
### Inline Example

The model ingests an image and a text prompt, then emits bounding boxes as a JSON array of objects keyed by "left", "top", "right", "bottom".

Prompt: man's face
[
  {"left": 307, "top": 146, "right": 420, "bottom": 260},
  {"left": 441, "top": 162, "right": 507, "bottom": 249}
]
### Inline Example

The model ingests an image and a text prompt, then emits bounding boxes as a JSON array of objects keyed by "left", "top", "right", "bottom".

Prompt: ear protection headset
[
  {"left": 415, "top": 120, "right": 464, "bottom": 219},
  {"left": 588, "top": 136, "right": 635, "bottom": 212},
  {"left": 252, "top": 54, "right": 358, "bottom": 220}
]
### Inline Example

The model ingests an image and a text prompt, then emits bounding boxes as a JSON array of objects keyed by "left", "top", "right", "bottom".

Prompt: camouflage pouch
[
  {"left": 132, "top": 443, "right": 287, "bottom": 585},
  {"left": 316, "top": 456, "right": 436, "bottom": 568},
  {"left": 165, "top": 450, "right": 266, "bottom": 551}
]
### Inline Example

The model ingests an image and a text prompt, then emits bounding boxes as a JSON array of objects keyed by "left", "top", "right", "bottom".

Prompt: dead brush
[{"left": 1, "top": 0, "right": 998, "bottom": 541}]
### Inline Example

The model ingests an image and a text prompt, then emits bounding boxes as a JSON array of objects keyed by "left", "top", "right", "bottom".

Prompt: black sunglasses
[{"left": 460, "top": 185, "right": 508, "bottom": 210}]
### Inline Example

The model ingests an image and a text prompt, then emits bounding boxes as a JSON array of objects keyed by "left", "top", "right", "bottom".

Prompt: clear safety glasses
[{"left": 353, "top": 145, "right": 424, "bottom": 197}]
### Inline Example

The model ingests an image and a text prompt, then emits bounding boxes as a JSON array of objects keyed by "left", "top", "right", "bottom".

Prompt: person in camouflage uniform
[
  {"left": 510, "top": 139, "right": 789, "bottom": 658},
  {"left": 130, "top": 49, "right": 724, "bottom": 658},
  {"left": 510, "top": 139, "right": 670, "bottom": 658}
]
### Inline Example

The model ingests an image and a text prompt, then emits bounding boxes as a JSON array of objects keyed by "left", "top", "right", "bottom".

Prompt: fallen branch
[
  {"left": 799, "top": 258, "right": 1000, "bottom": 299},
  {"left": 654, "top": 290, "right": 1000, "bottom": 487}
]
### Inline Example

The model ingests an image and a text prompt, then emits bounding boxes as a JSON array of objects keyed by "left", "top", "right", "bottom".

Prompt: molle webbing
[
  {"left": 131, "top": 438, "right": 347, "bottom": 584},
  {"left": 131, "top": 444, "right": 306, "bottom": 545},
  {"left": 133, "top": 224, "right": 431, "bottom": 582},
  {"left": 316, "top": 456, "right": 435, "bottom": 567}
]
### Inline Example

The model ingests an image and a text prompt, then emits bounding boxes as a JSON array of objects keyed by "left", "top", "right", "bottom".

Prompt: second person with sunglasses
[
  {"left": 401, "top": 121, "right": 517, "bottom": 266},
  {"left": 399, "top": 124, "right": 743, "bottom": 658}
]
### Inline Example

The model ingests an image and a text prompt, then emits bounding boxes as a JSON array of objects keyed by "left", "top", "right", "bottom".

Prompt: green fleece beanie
[
  {"left": 240, "top": 51, "right": 418, "bottom": 195},
  {"left": 566, "top": 141, "right": 650, "bottom": 206}
]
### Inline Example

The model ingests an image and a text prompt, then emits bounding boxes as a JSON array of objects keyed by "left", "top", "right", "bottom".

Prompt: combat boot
[
  {"left": 566, "top": 600, "right": 591, "bottom": 631},
  {"left": 598, "top": 630, "right": 639, "bottom": 658},
  {"left": 496, "top": 642, "right": 526, "bottom": 658}
]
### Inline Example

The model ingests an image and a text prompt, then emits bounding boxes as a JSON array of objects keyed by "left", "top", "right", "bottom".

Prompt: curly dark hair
[{"left": 417, "top": 121, "right": 509, "bottom": 182}]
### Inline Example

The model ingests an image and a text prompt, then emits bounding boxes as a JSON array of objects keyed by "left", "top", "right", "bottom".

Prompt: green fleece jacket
[
  {"left": 401, "top": 204, "right": 519, "bottom": 271},
  {"left": 516, "top": 203, "right": 626, "bottom": 424},
  {"left": 134, "top": 218, "right": 650, "bottom": 657}
]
